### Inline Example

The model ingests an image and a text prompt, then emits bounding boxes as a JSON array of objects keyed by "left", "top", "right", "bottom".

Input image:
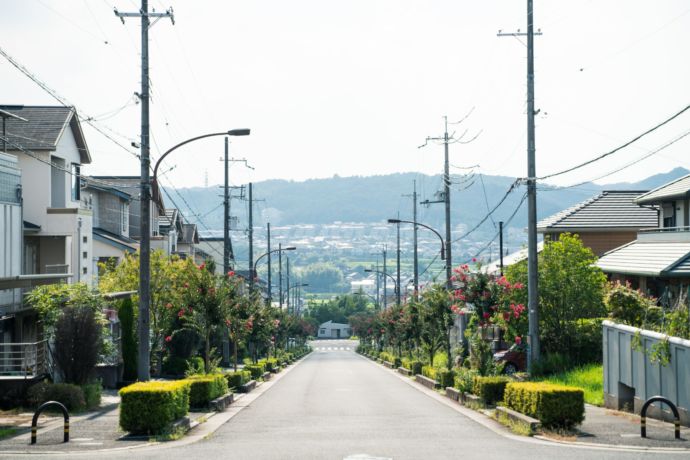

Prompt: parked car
[{"left": 493, "top": 343, "right": 527, "bottom": 374}]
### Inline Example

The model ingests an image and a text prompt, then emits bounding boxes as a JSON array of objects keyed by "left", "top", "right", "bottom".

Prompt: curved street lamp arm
[
  {"left": 389, "top": 218, "right": 445, "bottom": 260},
  {"left": 153, "top": 132, "right": 229, "bottom": 180}
]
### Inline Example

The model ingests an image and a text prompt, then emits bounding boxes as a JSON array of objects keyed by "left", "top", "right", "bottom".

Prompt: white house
[{"left": 317, "top": 320, "right": 352, "bottom": 339}]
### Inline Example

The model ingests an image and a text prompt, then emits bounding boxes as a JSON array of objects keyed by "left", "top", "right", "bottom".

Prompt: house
[
  {"left": 537, "top": 190, "right": 658, "bottom": 257},
  {"left": 597, "top": 175, "right": 690, "bottom": 298},
  {"left": 1, "top": 106, "right": 94, "bottom": 290},
  {"left": 90, "top": 176, "right": 171, "bottom": 254},
  {"left": 81, "top": 178, "right": 138, "bottom": 276},
  {"left": 177, "top": 223, "right": 199, "bottom": 260},
  {"left": 159, "top": 208, "right": 183, "bottom": 256},
  {"left": 317, "top": 320, "right": 352, "bottom": 339}
]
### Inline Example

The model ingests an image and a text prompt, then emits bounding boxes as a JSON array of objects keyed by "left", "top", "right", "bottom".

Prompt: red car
[{"left": 493, "top": 343, "right": 527, "bottom": 374}]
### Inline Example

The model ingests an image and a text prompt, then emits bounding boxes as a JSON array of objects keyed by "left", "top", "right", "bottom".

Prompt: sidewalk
[
  {"left": 0, "top": 389, "right": 212, "bottom": 452},
  {"left": 558, "top": 404, "right": 690, "bottom": 449}
]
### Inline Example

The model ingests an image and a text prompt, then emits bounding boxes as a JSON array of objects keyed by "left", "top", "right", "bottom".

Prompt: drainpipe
[{"left": 77, "top": 218, "right": 82, "bottom": 283}]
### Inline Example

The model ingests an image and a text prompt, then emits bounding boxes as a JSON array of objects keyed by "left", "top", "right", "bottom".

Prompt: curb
[
  {"left": 0, "top": 353, "right": 311, "bottom": 457},
  {"left": 356, "top": 352, "right": 690, "bottom": 455}
]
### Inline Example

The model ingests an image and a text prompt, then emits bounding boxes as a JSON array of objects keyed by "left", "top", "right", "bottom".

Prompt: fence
[
  {"left": 0, "top": 340, "right": 48, "bottom": 378},
  {"left": 603, "top": 320, "right": 690, "bottom": 426}
]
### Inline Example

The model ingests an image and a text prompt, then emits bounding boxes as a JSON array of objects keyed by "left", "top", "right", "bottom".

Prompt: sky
[{"left": 1, "top": 0, "right": 690, "bottom": 191}]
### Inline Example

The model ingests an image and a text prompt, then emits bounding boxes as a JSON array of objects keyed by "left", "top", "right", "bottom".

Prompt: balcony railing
[
  {"left": 637, "top": 226, "right": 690, "bottom": 243},
  {"left": 44, "top": 264, "right": 69, "bottom": 274},
  {"left": 0, "top": 340, "right": 48, "bottom": 378},
  {"left": 639, "top": 226, "right": 690, "bottom": 233}
]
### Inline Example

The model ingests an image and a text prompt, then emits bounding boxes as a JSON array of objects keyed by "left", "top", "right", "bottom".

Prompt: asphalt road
[{"left": 13, "top": 340, "right": 689, "bottom": 459}]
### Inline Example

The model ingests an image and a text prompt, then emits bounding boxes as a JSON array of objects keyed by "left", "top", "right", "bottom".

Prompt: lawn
[
  {"left": 0, "top": 427, "right": 17, "bottom": 439},
  {"left": 534, "top": 363, "right": 604, "bottom": 406}
]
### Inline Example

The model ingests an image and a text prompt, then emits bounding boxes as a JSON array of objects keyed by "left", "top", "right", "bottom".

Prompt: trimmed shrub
[
  {"left": 81, "top": 382, "right": 102, "bottom": 410},
  {"left": 454, "top": 368, "right": 479, "bottom": 394},
  {"left": 119, "top": 298, "right": 137, "bottom": 382},
  {"left": 53, "top": 306, "right": 101, "bottom": 385},
  {"left": 244, "top": 363, "right": 265, "bottom": 380},
  {"left": 119, "top": 380, "right": 191, "bottom": 435},
  {"left": 438, "top": 369, "right": 456, "bottom": 388},
  {"left": 185, "top": 374, "right": 229, "bottom": 407},
  {"left": 503, "top": 382, "right": 585, "bottom": 429},
  {"left": 472, "top": 376, "right": 510, "bottom": 405},
  {"left": 400, "top": 357, "right": 413, "bottom": 370},
  {"left": 379, "top": 351, "right": 395, "bottom": 364},
  {"left": 421, "top": 365, "right": 437, "bottom": 381},
  {"left": 225, "top": 370, "right": 251, "bottom": 390},
  {"left": 27, "top": 382, "right": 85, "bottom": 412},
  {"left": 410, "top": 360, "right": 423, "bottom": 376},
  {"left": 393, "top": 357, "right": 402, "bottom": 368}
]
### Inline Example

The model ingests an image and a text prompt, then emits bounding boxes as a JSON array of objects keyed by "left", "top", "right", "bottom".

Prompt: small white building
[{"left": 317, "top": 320, "right": 352, "bottom": 339}]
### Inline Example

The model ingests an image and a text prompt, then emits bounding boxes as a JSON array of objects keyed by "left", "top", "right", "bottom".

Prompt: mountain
[{"left": 167, "top": 167, "right": 689, "bottom": 240}]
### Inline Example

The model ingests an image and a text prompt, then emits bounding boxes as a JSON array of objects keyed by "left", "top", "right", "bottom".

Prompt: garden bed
[{"left": 415, "top": 374, "right": 440, "bottom": 390}]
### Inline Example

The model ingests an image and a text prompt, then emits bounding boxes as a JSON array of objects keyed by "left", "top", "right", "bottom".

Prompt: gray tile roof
[
  {"left": 597, "top": 241, "right": 690, "bottom": 277},
  {"left": 537, "top": 191, "right": 657, "bottom": 232},
  {"left": 0, "top": 105, "right": 91, "bottom": 164},
  {"left": 635, "top": 174, "right": 690, "bottom": 205}
]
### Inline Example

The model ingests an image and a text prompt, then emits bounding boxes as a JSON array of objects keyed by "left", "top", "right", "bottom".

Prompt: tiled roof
[
  {"left": 635, "top": 174, "right": 690, "bottom": 205},
  {"left": 537, "top": 191, "right": 657, "bottom": 232},
  {"left": 597, "top": 241, "right": 690, "bottom": 277},
  {"left": 0, "top": 105, "right": 91, "bottom": 164}
]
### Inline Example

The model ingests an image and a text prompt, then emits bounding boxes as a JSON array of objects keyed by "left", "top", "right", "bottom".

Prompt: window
[
  {"left": 82, "top": 267, "right": 88, "bottom": 275},
  {"left": 662, "top": 203, "right": 676, "bottom": 228},
  {"left": 83, "top": 236, "right": 88, "bottom": 243},
  {"left": 71, "top": 164, "right": 81, "bottom": 201},
  {"left": 83, "top": 251, "right": 88, "bottom": 259},
  {"left": 319, "top": 329, "right": 326, "bottom": 335}
]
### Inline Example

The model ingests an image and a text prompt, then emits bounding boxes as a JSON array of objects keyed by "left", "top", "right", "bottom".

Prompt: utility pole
[
  {"left": 114, "top": 1, "right": 174, "bottom": 382},
  {"left": 375, "top": 260, "right": 380, "bottom": 310},
  {"left": 499, "top": 221, "right": 504, "bottom": 276},
  {"left": 403, "top": 181, "right": 419, "bottom": 298},
  {"left": 223, "top": 137, "right": 233, "bottom": 274},
  {"left": 396, "top": 219, "right": 401, "bottom": 306},
  {"left": 279, "top": 243, "right": 283, "bottom": 309},
  {"left": 267, "top": 223, "right": 272, "bottom": 303},
  {"left": 248, "top": 182, "right": 254, "bottom": 289},
  {"left": 443, "top": 117, "right": 452, "bottom": 288},
  {"left": 382, "top": 245, "right": 387, "bottom": 309},
  {"left": 286, "top": 257, "right": 290, "bottom": 314},
  {"left": 498, "top": 0, "right": 542, "bottom": 368}
]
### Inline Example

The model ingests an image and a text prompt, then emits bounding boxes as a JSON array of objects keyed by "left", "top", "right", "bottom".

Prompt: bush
[
  {"left": 503, "top": 382, "right": 585, "bottom": 429},
  {"left": 530, "top": 353, "right": 571, "bottom": 377},
  {"left": 400, "top": 357, "right": 413, "bottom": 370},
  {"left": 185, "top": 374, "right": 229, "bottom": 407},
  {"left": 27, "top": 382, "right": 86, "bottom": 412},
  {"left": 163, "top": 356, "right": 204, "bottom": 376},
  {"left": 410, "top": 360, "right": 423, "bottom": 376},
  {"left": 53, "top": 306, "right": 101, "bottom": 385},
  {"left": 119, "top": 299, "right": 137, "bottom": 382},
  {"left": 454, "top": 368, "right": 479, "bottom": 393},
  {"left": 225, "top": 370, "right": 251, "bottom": 389},
  {"left": 438, "top": 368, "right": 456, "bottom": 388},
  {"left": 605, "top": 281, "right": 654, "bottom": 326},
  {"left": 421, "top": 365, "right": 437, "bottom": 381},
  {"left": 119, "top": 380, "right": 191, "bottom": 434},
  {"left": 81, "top": 382, "right": 102, "bottom": 410},
  {"left": 244, "top": 363, "right": 265, "bottom": 380},
  {"left": 393, "top": 357, "right": 402, "bottom": 368},
  {"left": 472, "top": 376, "right": 510, "bottom": 405},
  {"left": 379, "top": 351, "right": 395, "bottom": 364}
]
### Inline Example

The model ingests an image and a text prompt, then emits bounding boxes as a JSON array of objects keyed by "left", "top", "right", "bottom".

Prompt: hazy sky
[{"left": 2, "top": 0, "right": 689, "bottom": 190}]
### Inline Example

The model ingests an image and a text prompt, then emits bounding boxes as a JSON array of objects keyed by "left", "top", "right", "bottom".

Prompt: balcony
[
  {"left": 637, "top": 226, "right": 690, "bottom": 243},
  {"left": 0, "top": 340, "right": 49, "bottom": 378}
]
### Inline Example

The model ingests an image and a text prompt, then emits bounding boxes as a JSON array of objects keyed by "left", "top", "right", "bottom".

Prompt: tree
[
  {"left": 119, "top": 298, "right": 138, "bottom": 381},
  {"left": 53, "top": 306, "right": 102, "bottom": 385},
  {"left": 418, "top": 284, "right": 454, "bottom": 366},
  {"left": 99, "top": 250, "right": 188, "bottom": 370},
  {"left": 506, "top": 233, "right": 607, "bottom": 356},
  {"left": 299, "top": 263, "right": 346, "bottom": 293}
]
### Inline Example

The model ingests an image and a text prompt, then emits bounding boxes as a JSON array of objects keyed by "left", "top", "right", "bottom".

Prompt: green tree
[
  {"left": 300, "top": 263, "right": 346, "bottom": 293},
  {"left": 506, "top": 233, "right": 607, "bottom": 357},
  {"left": 119, "top": 298, "right": 138, "bottom": 381},
  {"left": 418, "top": 284, "right": 454, "bottom": 366}
]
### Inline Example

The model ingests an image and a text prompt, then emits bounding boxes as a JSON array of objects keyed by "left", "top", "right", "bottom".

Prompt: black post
[
  {"left": 499, "top": 221, "right": 504, "bottom": 276},
  {"left": 279, "top": 243, "right": 283, "bottom": 309},
  {"left": 224, "top": 137, "right": 231, "bottom": 274},
  {"left": 267, "top": 223, "right": 272, "bottom": 303},
  {"left": 396, "top": 221, "right": 401, "bottom": 306},
  {"left": 248, "top": 182, "right": 254, "bottom": 289}
]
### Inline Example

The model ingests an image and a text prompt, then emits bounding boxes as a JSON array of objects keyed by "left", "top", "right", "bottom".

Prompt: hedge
[
  {"left": 503, "top": 382, "right": 585, "bottom": 429},
  {"left": 454, "top": 368, "right": 479, "bottom": 394},
  {"left": 437, "top": 369, "right": 456, "bottom": 389},
  {"left": 27, "top": 382, "right": 86, "bottom": 412},
  {"left": 244, "top": 363, "right": 265, "bottom": 380},
  {"left": 421, "top": 365, "right": 437, "bottom": 381},
  {"left": 185, "top": 374, "right": 229, "bottom": 408},
  {"left": 409, "top": 360, "right": 423, "bottom": 376},
  {"left": 119, "top": 380, "right": 191, "bottom": 434},
  {"left": 472, "top": 376, "right": 510, "bottom": 405},
  {"left": 225, "top": 370, "right": 251, "bottom": 390}
]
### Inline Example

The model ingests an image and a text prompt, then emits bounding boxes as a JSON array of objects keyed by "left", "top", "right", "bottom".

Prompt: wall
[
  {"left": 603, "top": 320, "right": 690, "bottom": 426},
  {"left": 16, "top": 150, "right": 51, "bottom": 228},
  {"left": 548, "top": 231, "right": 638, "bottom": 257}
]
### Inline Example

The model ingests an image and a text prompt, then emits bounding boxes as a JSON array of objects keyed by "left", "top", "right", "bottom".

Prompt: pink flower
[
  {"left": 198, "top": 263, "right": 206, "bottom": 270},
  {"left": 482, "top": 312, "right": 491, "bottom": 319},
  {"left": 178, "top": 309, "right": 185, "bottom": 318},
  {"left": 165, "top": 302, "right": 173, "bottom": 309},
  {"left": 165, "top": 335, "right": 172, "bottom": 343},
  {"left": 472, "top": 258, "right": 477, "bottom": 263},
  {"left": 515, "top": 336, "right": 522, "bottom": 345},
  {"left": 228, "top": 271, "right": 235, "bottom": 277},
  {"left": 503, "top": 312, "right": 511, "bottom": 322},
  {"left": 513, "top": 282, "right": 524, "bottom": 290}
]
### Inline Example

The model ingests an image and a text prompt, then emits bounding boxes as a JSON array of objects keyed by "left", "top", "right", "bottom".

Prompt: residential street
[{"left": 4, "top": 340, "right": 686, "bottom": 460}]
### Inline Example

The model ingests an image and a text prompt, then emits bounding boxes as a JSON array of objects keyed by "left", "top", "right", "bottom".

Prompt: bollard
[
  {"left": 31, "top": 401, "right": 69, "bottom": 445},
  {"left": 640, "top": 395, "right": 680, "bottom": 440}
]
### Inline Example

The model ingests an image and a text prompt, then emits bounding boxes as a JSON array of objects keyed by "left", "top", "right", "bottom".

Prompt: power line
[{"left": 537, "top": 103, "right": 690, "bottom": 181}]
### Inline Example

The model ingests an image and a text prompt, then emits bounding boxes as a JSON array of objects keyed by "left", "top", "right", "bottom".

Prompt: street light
[
  {"left": 387, "top": 218, "right": 445, "bottom": 260},
  {"left": 287, "top": 283, "right": 309, "bottom": 315},
  {"left": 253, "top": 246, "right": 296, "bottom": 296},
  {"left": 137, "top": 128, "right": 249, "bottom": 381},
  {"left": 364, "top": 268, "right": 399, "bottom": 307}
]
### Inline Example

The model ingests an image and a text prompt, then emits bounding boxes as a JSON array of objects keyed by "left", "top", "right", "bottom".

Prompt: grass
[
  {"left": 533, "top": 363, "right": 604, "bottom": 406},
  {"left": 0, "top": 427, "right": 17, "bottom": 440}
]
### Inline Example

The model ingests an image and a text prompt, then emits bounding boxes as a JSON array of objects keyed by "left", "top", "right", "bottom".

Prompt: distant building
[{"left": 317, "top": 320, "right": 352, "bottom": 339}]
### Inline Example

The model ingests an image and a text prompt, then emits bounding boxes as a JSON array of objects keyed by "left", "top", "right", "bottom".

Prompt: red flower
[
  {"left": 183, "top": 282, "right": 189, "bottom": 288},
  {"left": 228, "top": 271, "right": 235, "bottom": 277},
  {"left": 165, "top": 335, "right": 172, "bottom": 343},
  {"left": 165, "top": 302, "right": 173, "bottom": 309},
  {"left": 482, "top": 312, "right": 491, "bottom": 319},
  {"left": 503, "top": 312, "right": 511, "bottom": 322},
  {"left": 178, "top": 309, "right": 185, "bottom": 318},
  {"left": 198, "top": 263, "right": 206, "bottom": 270},
  {"left": 225, "top": 319, "right": 231, "bottom": 327},
  {"left": 472, "top": 258, "right": 477, "bottom": 263},
  {"left": 515, "top": 336, "right": 522, "bottom": 345}
]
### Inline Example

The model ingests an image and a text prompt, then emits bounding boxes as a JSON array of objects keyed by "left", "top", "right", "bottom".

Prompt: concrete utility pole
[
  {"left": 396, "top": 219, "right": 401, "bottom": 306},
  {"left": 267, "top": 223, "right": 272, "bottom": 302},
  {"left": 114, "top": 1, "right": 173, "bottom": 382},
  {"left": 286, "top": 256, "right": 290, "bottom": 313},
  {"left": 403, "top": 182, "right": 419, "bottom": 298},
  {"left": 382, "top": 245, "right": 387, "bottom": 308},
  {"left": 499, "top": 221, "right": 504, "bottom": 276},
  {"left": 443, "top": 117, "right": 452, "bottom": 288},
  {"left": 375, "top": 260, "right": 380, "bottom": 310},
  {"left": 279, "top": 243, "right": 283, "bottom": 308},
  {"left": 248, "top": 182, "right": 254, "bottom": 289},
  {"left": 498, "top": 0, "right": 542, "bottom": 368},
  {"left": 223, "top": 137, "right": 233, "bottom": 274}
]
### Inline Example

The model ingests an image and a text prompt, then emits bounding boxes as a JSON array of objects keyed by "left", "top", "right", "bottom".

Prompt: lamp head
[
  {"left": 285, "top": 246, "right": 297, "bottom": 251},
  {"left": 227, "top": 128, "right": 250, "bottom": 136},
  {"left": 387, "top": 218, "right": 401, "bottom": 224},
  {"left": 364, "top": 269, "right": 373, "bottom": 273}
]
